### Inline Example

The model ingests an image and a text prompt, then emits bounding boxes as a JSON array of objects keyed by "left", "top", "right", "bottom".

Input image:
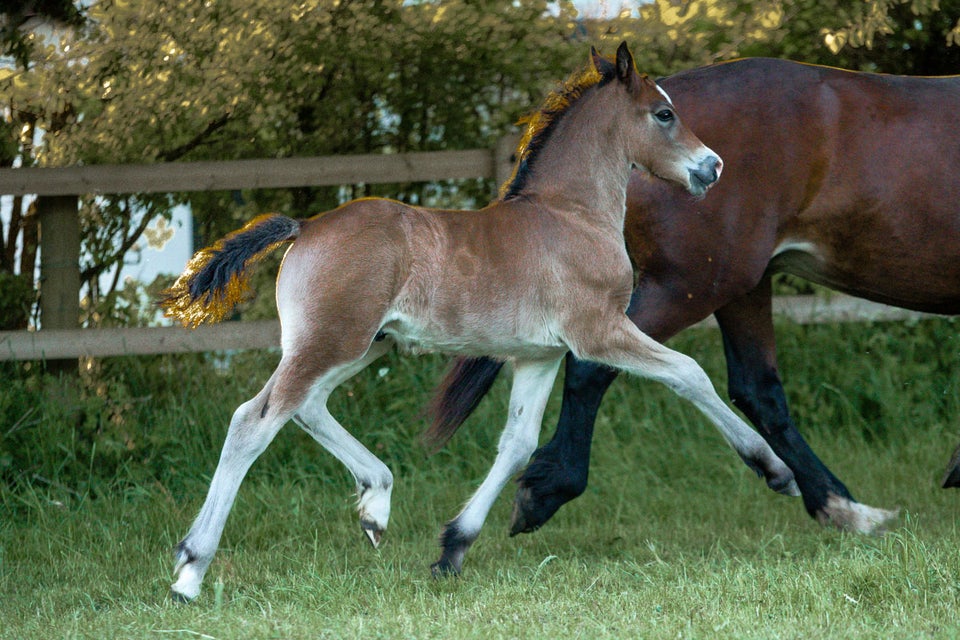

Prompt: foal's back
[{"left": 282, "top": 195, "right": 632, "bottom": 360}]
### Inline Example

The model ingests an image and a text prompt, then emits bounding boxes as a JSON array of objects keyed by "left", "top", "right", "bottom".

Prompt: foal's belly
[{"left": 379, "top": 312, "right": 568, "bottom": 360}]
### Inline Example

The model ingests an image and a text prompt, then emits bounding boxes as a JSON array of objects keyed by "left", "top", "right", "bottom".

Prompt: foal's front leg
[
  {"left": 573, "top": 316, "right": 800, "bottom": 497},
  {"left": 432, "top": 357, "right": 562, "bottom": 576}
]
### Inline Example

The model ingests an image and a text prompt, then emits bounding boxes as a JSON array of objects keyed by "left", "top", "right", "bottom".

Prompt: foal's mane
[{"left": 500, "top": 58, "right": 612, "bottom": 200}]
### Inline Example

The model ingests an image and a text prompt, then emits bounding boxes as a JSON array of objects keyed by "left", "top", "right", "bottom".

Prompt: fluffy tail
[
  {"left": 160, "top": 214, "right": 302, "bottom": 327},
  {"left": 422, "top": 356, "right": 505, "bottom": 451}
]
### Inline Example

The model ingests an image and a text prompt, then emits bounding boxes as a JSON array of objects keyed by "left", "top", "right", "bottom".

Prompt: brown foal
[{"left": 161, "top": 43, "right": 791, "bottom": 601}]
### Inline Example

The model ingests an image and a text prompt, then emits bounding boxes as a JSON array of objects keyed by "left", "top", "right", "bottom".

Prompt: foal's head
[{"left": 594, "top": 42, "right": 722, "bottom": 196}]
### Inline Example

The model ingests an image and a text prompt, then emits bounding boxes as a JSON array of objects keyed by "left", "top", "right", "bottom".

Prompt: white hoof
[
  {"left": 171, "top": 562, "right": 203, "bottom": 602},
  {"left": 357, "top": 482, "right": 391, "bottom": 545},
  {"left": 362, "top": 522, "right": 383, "bottom": 548},
  {"left": 817, "top": 494, "right": 900, "bottom": 534}
]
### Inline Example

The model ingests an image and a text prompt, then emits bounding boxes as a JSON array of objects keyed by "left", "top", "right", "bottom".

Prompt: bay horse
[
  {"left": 429, "top": 57, "right": 958, "bottom": 537},
  {"left": 160, "top": 43, "right": 791, "bottom": 602}
]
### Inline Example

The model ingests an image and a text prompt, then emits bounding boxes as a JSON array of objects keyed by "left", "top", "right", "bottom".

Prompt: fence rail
[
  {"left": 0, "top": 137, "right": 518, "bottom": 366},
  {"left": 0, "top": 138, "right": 947, "bottom": 364},
  {"left": 0, "top": 148, "right": 511, "bottom": 197},
  {"left": 0, "top": 294, "right": 944, "bottom": 362}
]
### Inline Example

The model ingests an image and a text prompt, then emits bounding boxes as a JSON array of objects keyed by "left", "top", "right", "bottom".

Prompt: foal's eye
[{"left": 654, "top": 109, "right": 674, "bottom": 123}]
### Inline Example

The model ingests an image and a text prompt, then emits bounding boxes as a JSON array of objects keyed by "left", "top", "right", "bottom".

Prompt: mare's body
[{"left": 433, "top": 57, "right": 955, "bottom": 534}]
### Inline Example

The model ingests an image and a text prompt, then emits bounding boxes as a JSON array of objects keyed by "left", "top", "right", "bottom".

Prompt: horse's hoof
[
  {"left": 509, "top": 487, "right": 542, "bottom": 536},
  {"left": 816, "top": 494, "right": 900, "bottom": 535},
  {"left": 940, "top": 443, "right": 960, "bottom": 488},
  {"left": 509, "top": 483, "right": 574, "bottom": 536},
  {"left": 361, "top": 521, "right": 383, "bottom": 548},
  {"left": 430, "top": 558, "right": 461, "bottom": 578}
]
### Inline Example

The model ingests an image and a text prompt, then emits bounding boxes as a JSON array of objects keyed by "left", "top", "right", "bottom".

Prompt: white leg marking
[
  {"left": 171, "top": 365, "right": 298, "bottom": 601},
  {"left": 574, "top": 319, "right": 798, "bottom": 495},
  {"left": 295, "top": 341, "right": 394, "bottom": 546},
  {"left": 818, "top": 494, "right": 900, "bottom": 534},
  {"left": 450, "top": 358, "right": 563, "bottom": 543}
]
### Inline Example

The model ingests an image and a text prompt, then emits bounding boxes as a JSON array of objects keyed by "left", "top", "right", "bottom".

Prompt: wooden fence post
[{"left": 37, "top": 194, "right": 80, "bottom": 373}]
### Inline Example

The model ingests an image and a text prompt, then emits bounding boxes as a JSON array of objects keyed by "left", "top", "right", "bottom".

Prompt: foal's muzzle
[{"left": 688, "top": 156, "right": 723, "bottom": 195}]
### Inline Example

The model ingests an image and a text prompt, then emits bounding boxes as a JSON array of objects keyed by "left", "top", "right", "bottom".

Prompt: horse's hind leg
[
  {"left": 171, "top": 356, "right": 321, "bottom": 602},
  {"left": 572, "top": 316, "right": 800, "bottom": 497},
  {"left": 432, "top": 357, "right": 562, "bottom": 576},
  {"left": 294, "top": 340, "right": 394, "bottom": 547}
]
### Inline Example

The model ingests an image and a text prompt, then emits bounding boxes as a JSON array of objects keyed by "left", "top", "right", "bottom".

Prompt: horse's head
[{"left": 593, "top": 43, "right": 722, "bottom": 197}]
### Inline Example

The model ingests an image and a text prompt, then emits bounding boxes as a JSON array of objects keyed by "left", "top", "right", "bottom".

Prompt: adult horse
[
  {"left": 160, "top": 43, "right": 793, "bottom": 602},
  {"left": 428, "top": 57, "right": 955, "bottom": 536}
]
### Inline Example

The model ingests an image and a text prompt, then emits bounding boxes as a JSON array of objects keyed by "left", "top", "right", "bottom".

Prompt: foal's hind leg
[
  {"left": 572, "top": 316, "right": 799, "bottom": 497},
  {"left": 171, "top": 358, "right": 317, "bottom": 602},
  {"left": 294, "top": 340, "right": 395, "bottom": 547},
  {"left": 432, "top": 357, "right": 562, "bottom": 576}
]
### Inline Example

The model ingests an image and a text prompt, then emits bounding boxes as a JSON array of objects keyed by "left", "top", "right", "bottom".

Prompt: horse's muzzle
[{"left": 689, "top": 156, "right": 723, "bottom": 194}]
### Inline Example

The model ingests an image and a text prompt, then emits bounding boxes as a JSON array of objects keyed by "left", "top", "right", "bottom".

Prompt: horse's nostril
[{"left": 693, "top": 156, "right": 722, "bottom": 187}]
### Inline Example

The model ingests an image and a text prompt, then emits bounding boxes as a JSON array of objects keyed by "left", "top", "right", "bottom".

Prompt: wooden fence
[
  {"left": 0, "top": 136, "right": 517, "bottom": 362},
  {"left": 0, "top": 294, "right": 945, "bottom": 361},
  {"left": 0, "top": 135, "right": 943, "bottom": 362}
]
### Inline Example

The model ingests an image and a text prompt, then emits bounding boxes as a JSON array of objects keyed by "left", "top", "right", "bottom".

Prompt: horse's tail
[
  {"left": 421, "top": 356, "right": 505, "bottom": 451},
  {"left": 160, "top": 214, "right": 302, "bottom": 327}
]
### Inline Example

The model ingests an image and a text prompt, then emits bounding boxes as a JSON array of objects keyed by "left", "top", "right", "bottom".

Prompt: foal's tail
[
  {"left": 160, "top": 214, "right": 302, "bottom": 327},
  {"left": 422, "top": 356, "right": 505, "bottom": 451}
]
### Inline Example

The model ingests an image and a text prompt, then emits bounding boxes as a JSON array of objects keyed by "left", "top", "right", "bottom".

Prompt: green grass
[{"left": 2, "top": 318, "right": 960, "bottom": 639}]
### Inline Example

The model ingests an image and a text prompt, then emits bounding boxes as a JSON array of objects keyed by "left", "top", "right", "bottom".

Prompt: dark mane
[{"left": 500, "top": 60, "right": 611, "bottom": 200}]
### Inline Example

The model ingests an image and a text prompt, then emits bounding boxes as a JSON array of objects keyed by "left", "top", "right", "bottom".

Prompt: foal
[{"left": 162, "top": 42, "right": 795, "bottom": 601}]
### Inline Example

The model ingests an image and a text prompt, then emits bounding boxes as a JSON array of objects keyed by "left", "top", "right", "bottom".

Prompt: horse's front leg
[
  {"left": 714, "top": 279, "right": 898, "bottom": 533},
  {"left": 511, "top": 285, "right": 714, "bottom": 535},
  {"left": 509, "top": 355, "right": 616, "bottom": 535},
  {"left": 432, "top": 357, "right": 562, "bottom": 576}
]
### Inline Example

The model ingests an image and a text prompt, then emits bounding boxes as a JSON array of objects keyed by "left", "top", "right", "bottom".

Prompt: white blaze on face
[{"left": 655, "top": 82, "right": 673, "bottom": 105}]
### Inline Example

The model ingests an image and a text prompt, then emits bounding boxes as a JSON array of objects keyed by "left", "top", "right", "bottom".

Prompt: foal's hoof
[
  {"left": 773, "top": 476, "right": 801, "bottom": 497},
  {"left": 747, "top": 455, "right": 800, "bottom": 497},
  {"left": 361, "top": 521, "right": 383, "bottom": 549},
  {"left": 170, "top": 589, "right": 196, "bottom": 605},
  {"left": 430, "top": 557, "right": 462, "bottom": 578}
]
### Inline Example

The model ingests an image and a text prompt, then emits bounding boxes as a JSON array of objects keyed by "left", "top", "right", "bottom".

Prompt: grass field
[{"left": 2, "top": 317, "right": 960, "bottom": 639}]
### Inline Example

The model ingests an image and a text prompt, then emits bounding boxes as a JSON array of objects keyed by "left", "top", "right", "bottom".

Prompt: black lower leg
[
  {"left": 724, "top": 338, "right": 854, "bottom": 518},
  {"left": 511, "top": 355, "right": 619, "bottom": 534},
  {"left": 431, "top": 522, "right": 474, "bottom": 577}
]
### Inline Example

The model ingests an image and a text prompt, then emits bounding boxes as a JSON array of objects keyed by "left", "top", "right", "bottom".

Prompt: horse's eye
[{"left": 654, "top": 109, "right": 674, "bottom": 123}]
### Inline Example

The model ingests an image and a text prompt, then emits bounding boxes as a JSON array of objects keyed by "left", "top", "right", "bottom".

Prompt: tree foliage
[{"left": 2, "top": 0, "right": 959, "bottom": 326}]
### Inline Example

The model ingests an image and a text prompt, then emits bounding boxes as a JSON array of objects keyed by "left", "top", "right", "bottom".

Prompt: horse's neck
[{"left": 521, "top": 96, "right": 632, "bottom": 233}]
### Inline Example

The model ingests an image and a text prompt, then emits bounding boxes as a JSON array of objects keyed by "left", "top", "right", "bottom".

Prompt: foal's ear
[
  {"left": 615, "top": 41, "right": 638, "bottom": 87},
  {"left": 591, "top": 46, "right": 616, "bottom": 78}
]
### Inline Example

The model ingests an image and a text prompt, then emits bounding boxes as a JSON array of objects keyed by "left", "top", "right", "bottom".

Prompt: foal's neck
[{"left": 519, "top": 88, "right": 633, "bottom": 233}]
